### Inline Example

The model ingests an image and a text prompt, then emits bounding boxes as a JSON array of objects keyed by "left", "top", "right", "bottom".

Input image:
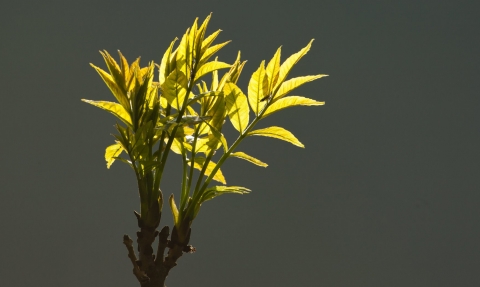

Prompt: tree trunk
[{"left": 123, "top": 225, "right": 195, "bottom": 287}]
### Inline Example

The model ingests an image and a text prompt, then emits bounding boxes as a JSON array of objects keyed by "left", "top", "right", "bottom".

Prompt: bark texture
[{"left": 123, "top": 221, "right": 195, "bottom": 287}]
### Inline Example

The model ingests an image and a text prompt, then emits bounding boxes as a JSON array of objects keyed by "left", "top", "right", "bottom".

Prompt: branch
[
  {"left": 155, "top": 226, "right": 170, "bottom": 267},
  {"left": 123, "top": 235, "right": 149, "bottom": 284}
]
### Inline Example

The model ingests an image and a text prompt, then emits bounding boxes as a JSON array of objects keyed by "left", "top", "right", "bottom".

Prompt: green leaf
[
  {"left": 274, "top": 39, "right": 314, "bottom": 91},
  {"left": 189, "top": 157, "right": 226, "bottom": 184},
  {"left": 81, "top": 99, "right": 132, "bottom": 127},
  {"left": 224, "top": 82, "right": 249, "bottom": 133},
  {"left": 274, "top": 74, "right": 328, "bottom": 100},
  {"left": 200, "top": 186, "right": 251, "bottom": 204},
  {"left": 248, "top": 61, "right": 268, "bottom": 115},
  {"left": 263, "top": 96, "right": 325, "bottom": 118},
  {"left": 247, "top": 126, "right": 304, "bottom": 148},
  {"left": 230, "top": 152, "right": 268, "bottom": 167},
  {"left": 194, "top": 61, "right": 231, "bottom": 82},
  {"left": 105, "top": 142, "right": 124, "bottom": 168}
]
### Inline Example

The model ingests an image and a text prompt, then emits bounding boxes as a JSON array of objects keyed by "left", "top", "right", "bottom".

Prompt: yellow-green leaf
[
  {"left": 274, "top": 40, "right": 314, "bottom": 91},
  {"left": 224, "top": 82, "right": 249, "bottom": 133},
  {"left": 191, "top": 136, "right": 210, "bottom": 154},
  {"left": 247, "top": 126, "right": 304, "bottom": 148},
  {"left": 230, "top": 152, "right": 268, "bottom": 167},
  {"left": 189, "top": 157, "right": 226, "bottom": 184},
  {"left": 200, "top": 41, "right": 231, "bottom": 64},
  {"left": 194, "top": 61, "right": 231, "bottom": 82},
  {"left": 188, "top": 18, "right": 199, "bottom": 60},
  {"left": 99, "top": 50, "right": 125, "bottom": 91},
  {"left": 211, "top": 69, "right": 219, "bottom": 91},
  {"left": 201, "top": 29, "right": 221, "bottom": 51},
  {"left": 195, "top": 14, "right": 211, "bottom": 58},
  {"left": 167, "top": 137, "right": 185, "bottom": 154},
  {"left": 265, "top": 47, "right": 281, "bottom": 93},
  {"left": 201, "top": 121, "right": 228, "bottom": 153},
  {"left": 200, "top": 186, "right": 251, "bottom": 203},
  {"left": 161, "top": 70, "right": 188, "bottom": 111},
  {"left": 219, "top": 52, "right": 245, "bottom": 88},
  {"left": 229, "top": 60, "right": 247, "bottom": 85},
  {"left": 248, "top": 61, "right": 268, "bottom": 115},
  {"left": 191, "top": 132, "right": 225, "bottom": 154},
  {"left": 274, "top": 74, "right": 328, "bottom": 100},
  {"left": 118, "top": 51, "right": 130, "bottom": 84},
  {"left": 169, "top": 194, "right": 180, "bottom": 226},
  {"left": 187, "top": 91, "right": 222, "bottom": 106},
  {"left": 198, "top": 94, "right": 225, "bottom": 135},
  {"left": 81, "top": 99, "right": 132, "bottom": 127},
  {"left": 105, "top": 142, "right": 124, "bottom": 168},
  {"left": 159, "top": 38, "right": 177, "bottom": 86},
  {"left": 90, "top": 64, "right": 129, "bottom": 109},
  {"left": 175, "top": 31, "right": 189, "bottom": 74},
  {"left": 263, "top": 96, "right": 325, "bottom": 118}
]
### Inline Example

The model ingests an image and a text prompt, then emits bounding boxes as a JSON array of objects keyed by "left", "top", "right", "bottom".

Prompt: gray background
[{"left": 1, "top": 0, "right": 479, "bottom": 286}]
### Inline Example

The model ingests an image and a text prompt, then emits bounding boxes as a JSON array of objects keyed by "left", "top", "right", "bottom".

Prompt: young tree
[{"left": 83, "top": 14, "right": 327, "bottom": 287}]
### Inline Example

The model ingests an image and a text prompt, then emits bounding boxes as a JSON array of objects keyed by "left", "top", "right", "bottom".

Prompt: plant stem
[{"left": 188, "top": 96, "right": 274, "bottom": 213}]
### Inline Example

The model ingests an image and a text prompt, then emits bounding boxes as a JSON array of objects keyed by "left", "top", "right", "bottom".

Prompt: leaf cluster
[{"left": 83, "top": 15, "right": 327, "bottom": 242}]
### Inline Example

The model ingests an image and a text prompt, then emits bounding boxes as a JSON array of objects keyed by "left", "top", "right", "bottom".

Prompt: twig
[
  {"left": 123, "top": 234, "right": 149, "bottom": 283},
  {"left": 155, "top": 226, "right": 170, "bottom": 267}
]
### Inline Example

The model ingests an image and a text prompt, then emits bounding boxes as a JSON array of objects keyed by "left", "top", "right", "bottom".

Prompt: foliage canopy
[{"left": 83, "top": 14, "right": 326, "bottom": 286}]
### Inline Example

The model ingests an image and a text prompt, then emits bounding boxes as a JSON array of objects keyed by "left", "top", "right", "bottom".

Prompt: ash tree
[{"left": 83, "top": 14, "right": 327, "bottom": 287}]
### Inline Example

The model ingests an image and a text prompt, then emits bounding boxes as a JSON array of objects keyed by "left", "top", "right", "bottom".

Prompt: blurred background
[{"left": 1, "top": 1, "right": 479, "bottom": 286}]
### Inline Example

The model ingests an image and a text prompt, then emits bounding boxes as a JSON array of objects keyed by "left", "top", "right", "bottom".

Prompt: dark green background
[{"left": 1, "top": 1, "right": 479, "bottom": 286}]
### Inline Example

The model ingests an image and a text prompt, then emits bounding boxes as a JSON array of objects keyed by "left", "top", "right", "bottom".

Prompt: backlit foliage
[{"left": 83, "top": 15, "right": 327, "bottom": 243}]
